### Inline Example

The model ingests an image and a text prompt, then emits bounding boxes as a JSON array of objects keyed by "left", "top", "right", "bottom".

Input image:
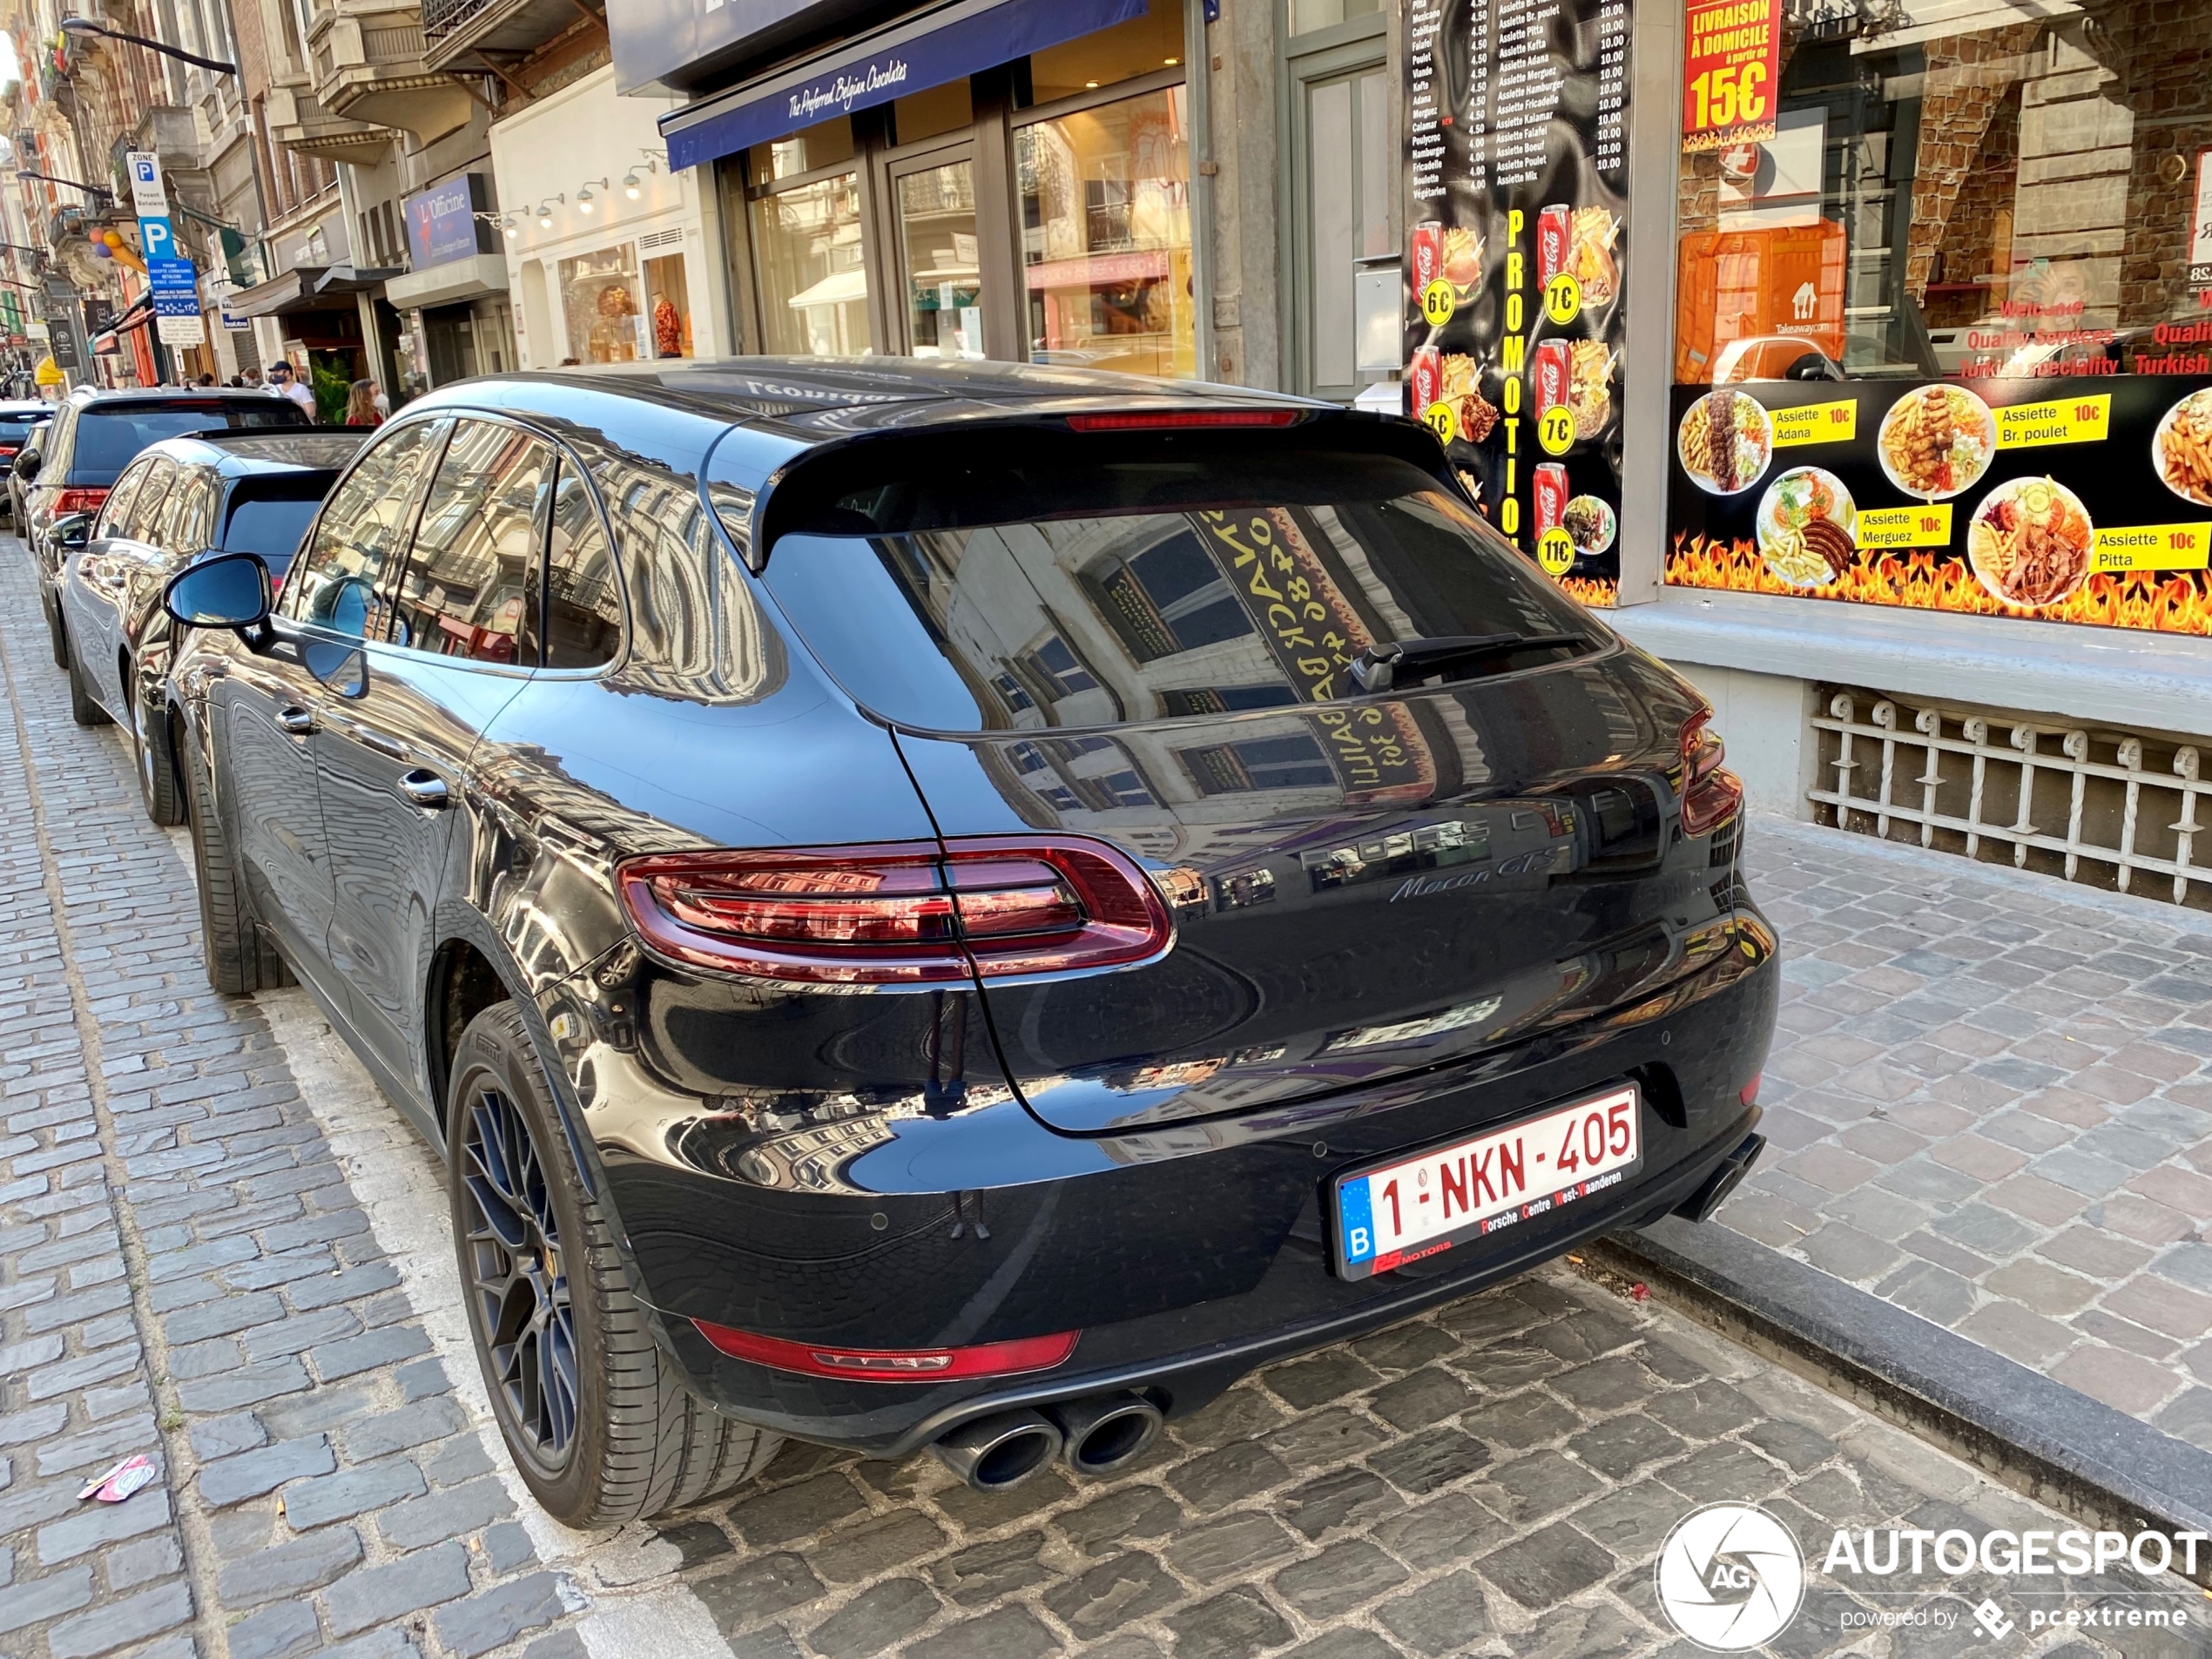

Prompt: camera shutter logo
[{"left": 1656, "top": 1501, "right": 1806, "bottom": 1650}]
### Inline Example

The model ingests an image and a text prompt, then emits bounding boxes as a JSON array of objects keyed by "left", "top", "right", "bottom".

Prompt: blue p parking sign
[{"left": 138, "top": 217, "right": 175, "bottom": 263}]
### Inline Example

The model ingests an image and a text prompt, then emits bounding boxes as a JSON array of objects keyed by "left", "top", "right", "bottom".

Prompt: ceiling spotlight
[{"left": 623, "top": 171, "right": 641, "bottom": 199}]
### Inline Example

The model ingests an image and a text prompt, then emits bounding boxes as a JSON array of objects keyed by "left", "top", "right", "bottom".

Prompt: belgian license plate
[{"left": 1332, "top": 1084, "right": 1642, "bottom": 1279}]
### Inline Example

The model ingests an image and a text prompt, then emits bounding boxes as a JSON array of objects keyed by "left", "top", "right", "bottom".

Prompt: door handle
[
  {"left": 275, "top": 705, "right": 315, "bottom": 736},
  {"left": 397, "top": 769, "right": 449, "bottom": 809}
]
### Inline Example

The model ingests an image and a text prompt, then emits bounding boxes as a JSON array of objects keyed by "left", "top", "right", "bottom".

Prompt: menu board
[
  {"left": 1404, "top": 0, "right": 1632, "bottom": 606},
  {"left": 1665, "top": 376, "right": 2212, "bottom": 634}
]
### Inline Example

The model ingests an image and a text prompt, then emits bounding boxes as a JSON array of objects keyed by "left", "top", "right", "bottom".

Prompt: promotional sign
[
  {"left": 403, "top": 175, "right": 487, "bottom": 269},
  {"left": 1681, "top": 0, "right": 1780, "bottom": 153},
  {"left": 2192, "top": 151, "right": 2212, "bottom": 290},
  {"left": 1404, "top": 0, "right": 1632, "bottom": 604},
  {"left": 1665, "top": 374, "right": 2212, "bottom": 634},
  {"left": 125, "top": 151, "right": 168, "bottom": 219}
]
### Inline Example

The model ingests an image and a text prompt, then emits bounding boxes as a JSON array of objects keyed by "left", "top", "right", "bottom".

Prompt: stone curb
[{"left": 1598, "top": 1216, "right": 2212, "bottom": 1577}]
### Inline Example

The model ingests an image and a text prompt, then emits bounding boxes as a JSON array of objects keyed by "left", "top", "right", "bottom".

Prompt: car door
[
  {"left": 61, "top": 458, "right": 154, "bottom": 718},
  {"left": 314, "top": 415, "right": 550, "bottom": 1084},
  {"left": 220, "top": 417, "right": 450, "bottom": 985}
]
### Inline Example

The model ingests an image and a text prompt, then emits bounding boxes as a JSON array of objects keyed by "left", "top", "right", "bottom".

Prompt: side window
[
  {"left": 125, "top": 460, "right": 178, "bottom": 541},
  {"left": 389, "top": 419, "right": 553, "bottom": 665},
  {"left": 160, "top": 469, "right": 219, "bottom": 553},
  {"left": 286, "top": 419, "right": 448, "bottom": 639},
  {"left": 528, "top": 460, "right": 622, "bottom": 669},
  {"left": 98, "top": 463, "right": 146, "bottom": 539}
]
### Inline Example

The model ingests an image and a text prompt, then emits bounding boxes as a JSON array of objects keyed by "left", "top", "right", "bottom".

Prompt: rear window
[
  {"left": 221, "top": 486, "right": 332, "bottom": 575},
  {"left": 69, "top": 402, "right": 306, "bottom": 482},
  {"left": 0, "top": 415, "right": 39, "bottom": 442},
  {"left": 755, "top": 444, "right": 1595, "bottom": 732}
]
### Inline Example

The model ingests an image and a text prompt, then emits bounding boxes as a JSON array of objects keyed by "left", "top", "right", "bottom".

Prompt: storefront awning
[
  {"left": 228, "top": 265, "right": 404, "bottom": 318},
  {"left": 659, "top": 0, "right": 1146, "bottom": 171},
  {"left": 785, "top": 268, "right": 868, "bottom": 309}
]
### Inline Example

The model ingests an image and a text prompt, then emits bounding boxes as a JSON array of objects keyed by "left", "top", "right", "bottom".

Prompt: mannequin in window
[{"left": 653, "top": 290, "right": 683, "bottom": 359}]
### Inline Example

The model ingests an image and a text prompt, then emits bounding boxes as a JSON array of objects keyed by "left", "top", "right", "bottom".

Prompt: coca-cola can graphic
[
  {"left": 1534, "top": 463, "right": 1570, "bottom": 533},
  {"left": 1411, "top": 221, "right": 1444, "bottom": 293},
  {"left": 1410, "top": 347, "right": 1443, "bottom": 413},
  {"left": 1537, "top": 205, "right": 1570, "bottom": 288},
  {"left": 1532, "top": 340, "right": 1571, "bottom": 415}
]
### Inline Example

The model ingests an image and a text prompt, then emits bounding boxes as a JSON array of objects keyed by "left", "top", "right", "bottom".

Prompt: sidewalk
[{"left": 1731, "top": 816, "right": 2212, "bottom": 1439}]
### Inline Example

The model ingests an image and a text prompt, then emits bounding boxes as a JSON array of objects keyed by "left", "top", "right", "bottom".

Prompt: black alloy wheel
[
  {"left": 458, "top": 1078, "right": 581, "bottom": 1470},
  {"left": 445, "top": 1002, "right": 780, "bottom": 1525}
]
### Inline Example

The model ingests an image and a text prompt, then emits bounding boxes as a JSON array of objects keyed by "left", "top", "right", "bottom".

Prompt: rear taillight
[
  {"left": 1680, "top": 711, "right": 1743, "bottom": 839},
  {"left": 53, "top": 488, "right": 107, "bottom": 515},
  {"left": 616, "top": 836, "right": 1173, "bottom": 985},
  {"left": 1065, "top": 409, "right": 1302, "bottom": 431},
  {"left": 691, "top": 1321, "right": 1078, "bottom": 1381}
]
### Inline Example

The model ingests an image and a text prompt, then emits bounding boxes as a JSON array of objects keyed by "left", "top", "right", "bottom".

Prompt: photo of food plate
[
  {"left": 1677, "top": 388, "right": 1773, "bottom": 496},
  {"left": 1568, "top": 341, "right": 1615, "bottom": 436},
  {"left": 1878, "top": 384, "right": 1995, "bottom": 501},
  {"left": 1568, "top": 207, "right": 1619, "bottom": 307},
  {"left": 1756, "top": 467, "right": 1857, "bottom": 588},
  {"left": 1563, "top": 495, "right": 1616, "bottom": 556},
  {"left": 1442, "top": 226, "right": 1484, "bottom": 298},
  {"left": 2153, "top": 387, "right": 2212, "bottom": 509},
  {"left": 1967, "top": 475, "right": 2094, "bottom": 609}
]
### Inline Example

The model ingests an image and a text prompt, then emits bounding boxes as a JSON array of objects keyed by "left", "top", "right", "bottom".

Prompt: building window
[
  {"left": 1180, "top": 733, "right": 1334, "bottom": 794},
  {"left": 1022, "top": 634, "right": 1099, "bottom": 698},
  {"left": 1091, "top": 528, "right": 1252, "bottom": 659}
]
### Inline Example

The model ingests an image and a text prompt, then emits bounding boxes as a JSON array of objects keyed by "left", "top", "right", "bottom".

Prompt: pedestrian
[
  {"left": 241, "top": 366, "right": 263, "bottom": 388},
  {"left": 194, "top": 372, "right": 216, "bottom": 387},
  {"left": 344, "top": 378, "right": 382, "bottom": 427},
  {"left": 268, "top": 360, "right": 315, "bottom": 416}
]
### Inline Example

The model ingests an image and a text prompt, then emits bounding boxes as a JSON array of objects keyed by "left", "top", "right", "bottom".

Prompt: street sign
[
  {"left": 147, "top": 257, "right": 196, "bottom": 291},
  {"left": 152, "top": 293, "right": 198, "bottom": 318},
  {"left": 125, "top": 152, "right": 168, "bottom": 219},
  {"left": 157, "top": 314, "right": 206, "bottom": 347},
  {"left": 138, "top": 216, "right": 177, "bottom": 264}
]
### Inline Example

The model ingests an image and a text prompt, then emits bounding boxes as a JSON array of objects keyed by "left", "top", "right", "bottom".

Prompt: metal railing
[{"left": 1811, "top": 690, "right": 2212, "bottom": 908}]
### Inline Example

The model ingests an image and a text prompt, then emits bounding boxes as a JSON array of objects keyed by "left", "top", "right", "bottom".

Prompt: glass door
[{"left": 888, "top": 146, "right": 988, "bottom": 359}]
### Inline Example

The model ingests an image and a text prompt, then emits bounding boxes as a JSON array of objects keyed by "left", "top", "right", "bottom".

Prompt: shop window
[
  {"left": 1028, "top": 0, "right": 1185, "bottom": 105},
  {"left": 1015, "top": 85, "right": 1194, "bottom": 378},
  {"left": 643, "top": 253, "right": 692, "bottom": 359},
  {"left": 1667, "top": 1, "right": 2212, "bottom": 639},
  {"left": 894, "top": 80, "right": 973, "bottom": 146},
  {"left": 751, "top": 172, "right": 871, "bottom": 356},
  {"left": 1180, "top": 733, "right": 1334, "bottom": 794},
  {"left": 557, "top": 245, "right": 645, "bottom": 365},
  {"left": 894, "top": 160, "right": 984, "bottom": 359},
  {"left": 747, "top": 116, "right": 855, "bottom": 185},
  {"left": 1287, "top": 0, "right": 1381, "bottom": 34}
]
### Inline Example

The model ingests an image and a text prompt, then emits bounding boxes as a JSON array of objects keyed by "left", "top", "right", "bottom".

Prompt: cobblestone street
[{"left": 0, "top": 538, "right": 2206, "bottom": 1659}]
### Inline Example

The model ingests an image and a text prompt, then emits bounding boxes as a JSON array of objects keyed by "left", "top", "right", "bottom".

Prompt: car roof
[
  {"left": 129, "top": 430, "right": 368, "bottom": 477},
  {"left": 402, "top": 356, "right": 1323, "bottom": 442}
]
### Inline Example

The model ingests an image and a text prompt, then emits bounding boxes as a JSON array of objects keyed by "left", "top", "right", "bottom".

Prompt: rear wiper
[{"left": 1348, "top": 631, "right": 1588, "bottom": 692}]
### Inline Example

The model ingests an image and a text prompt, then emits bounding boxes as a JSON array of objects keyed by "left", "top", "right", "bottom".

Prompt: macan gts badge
[{"left": 154, "top": 358, "right": 1778, "bottom": 1524}]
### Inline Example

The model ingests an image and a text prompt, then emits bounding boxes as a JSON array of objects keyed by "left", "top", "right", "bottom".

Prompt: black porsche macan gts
[{"left": 155, "top": 360, "right": 1777, "bottom": 1525}]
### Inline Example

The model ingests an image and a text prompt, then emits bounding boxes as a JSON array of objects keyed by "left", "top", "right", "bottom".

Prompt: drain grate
[{"left": 1811, "top": 688, "right": 2212, "bottom": 910}]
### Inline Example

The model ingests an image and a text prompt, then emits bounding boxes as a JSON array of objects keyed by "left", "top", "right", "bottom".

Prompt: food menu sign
[
  {"left": 1666, "top": 377, "right": 2212, "bottom": 633},
  {"left": 1405, "top": 0, "right": 1631, "bottom": 604}
]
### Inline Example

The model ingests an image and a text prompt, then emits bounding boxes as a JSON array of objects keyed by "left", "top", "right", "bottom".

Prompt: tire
[
  {"left": 66, "top": 650, "right": 110, "bottom": 727},
  {"left": 135, "top": 694, "right": 184, "bottom": 827},
  {"left": 447, "top": 1001, "right": 780, "bottom": 1526},
  {"left": 179, "top": 727, "right": 291, "bottom": 995}
]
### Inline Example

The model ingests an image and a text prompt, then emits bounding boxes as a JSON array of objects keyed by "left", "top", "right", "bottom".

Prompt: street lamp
[
  {"left": 16, "top": 169, "right": 113, "bottom": 203},
  {"left": 57, "top": 15, "right": 237, "bottom": 77}
]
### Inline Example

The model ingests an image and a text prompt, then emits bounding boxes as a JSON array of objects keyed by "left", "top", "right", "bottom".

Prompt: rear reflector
[
  {"left": 1740, "top": 1073, "right": 1762, "bottom": 1106},
  {"left": 692, "top": 1321, "right": 1079, "bottom": 1382},
  {"left": 616, "top": 835, "right": 1173, "bottom": 985},
  {"left": 1065, "top": 409, "right": 1303, "bottom": 432}
]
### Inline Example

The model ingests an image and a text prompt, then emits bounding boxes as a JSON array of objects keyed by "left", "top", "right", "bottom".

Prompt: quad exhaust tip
[
  {"left": 1674, "top": 1132, "right": 1765, "bottom": 1224},
  {"left": 931, "top": 1392, "right": 1165, "bottom": 1492}
]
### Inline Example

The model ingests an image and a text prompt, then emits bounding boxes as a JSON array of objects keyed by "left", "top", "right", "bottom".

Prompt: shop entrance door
[
  {"left": 884, "top": 145, "right": 995, "bottom": 361},
  {"left": 1285, "top": 13, "right": 1392, "bottom": 401}
]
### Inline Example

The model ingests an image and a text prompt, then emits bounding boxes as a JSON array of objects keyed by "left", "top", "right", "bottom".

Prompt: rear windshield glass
[
  {"left": 0, "top": 415, "right": 40, "bottom": 442},
  {"left": 221, "top": 490, "right": 329, "bottom": 573},
  {"left": 71, "top": 403, "right": 306, "bottom": 482},
  {"left": 759, "top": 449, "right": 1595, "bottom": 732}
]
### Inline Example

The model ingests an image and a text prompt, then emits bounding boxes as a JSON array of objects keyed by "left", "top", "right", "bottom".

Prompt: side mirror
[
  {"left": 53, "top": 511, "right": 92, "bottom": 551},
  {"left": 164, "top": 550, "right": 272, "bottom": 630},
  {"left": 15, "top": 449, "right": 41, "bottom": 481}
]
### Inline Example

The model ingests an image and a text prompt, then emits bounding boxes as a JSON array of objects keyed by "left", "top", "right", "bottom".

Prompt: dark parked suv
[
  {"left": 24, "top": 390, "right": 307, "bottom": 667},
  {"left": 158, "top": 361, "right": 1777, "bottom": 1526}
]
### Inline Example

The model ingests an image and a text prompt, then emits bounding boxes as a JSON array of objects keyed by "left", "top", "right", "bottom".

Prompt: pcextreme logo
[{"left": 1655, "top": 1502, "right": 1808, "bottom": 1651}]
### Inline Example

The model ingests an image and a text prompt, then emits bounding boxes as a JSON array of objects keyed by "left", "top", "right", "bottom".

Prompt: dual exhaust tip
[{"left": 930, "top": 1392, "right": 1163, "bottom": 1492}]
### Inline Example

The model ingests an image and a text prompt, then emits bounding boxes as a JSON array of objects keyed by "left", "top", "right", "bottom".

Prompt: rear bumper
[{"left": 562, "top": 897, "right": 1779, "bottom": 1456}]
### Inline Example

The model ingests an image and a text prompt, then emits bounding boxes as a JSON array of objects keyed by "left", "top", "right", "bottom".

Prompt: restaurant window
[
  {"left": 1015, "top": 84, "right": 1195, "bottom": 378},
  {"left": 1667, "top": 0, "right": 2212, "bottom": 636},
  {"left": 1028, "top": 0, "right": 1185, "bottom": 104},
  {"left": 557, "top": 245, "right": 644, "bottom": 364}
]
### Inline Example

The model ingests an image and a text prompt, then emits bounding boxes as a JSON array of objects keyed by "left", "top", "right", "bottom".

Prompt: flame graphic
[
  {"left": 1559, "top": 576, "right": 1618, "bottom": 608},
  {"left": 1665, "top": 534, "right": 2212, "bottom": 635}
]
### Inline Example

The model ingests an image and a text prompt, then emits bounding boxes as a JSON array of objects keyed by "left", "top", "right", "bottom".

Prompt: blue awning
[{"left": 660, "top": 0, "right": 1148, "bottom": 172}]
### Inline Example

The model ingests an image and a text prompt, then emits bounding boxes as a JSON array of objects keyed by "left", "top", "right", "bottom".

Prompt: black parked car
[
  {"left": 0, "top": 398, "right": 50, "bottom": 515},
  {"left": 24, "top": 390, "right": 308, "bottom": 668},
  {"left": 56, "top": 429, "right": 368, "bottom": 821},
  {"left": 158, "top": 361, "right": 1777, "bottom": 1526},
  {"left": 7, "top": 410, "right": 51, "bottom": 526}
]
